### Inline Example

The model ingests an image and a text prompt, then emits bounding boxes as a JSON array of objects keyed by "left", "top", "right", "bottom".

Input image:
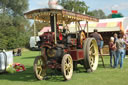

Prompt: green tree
[
  {"left": 59, "top": 0, "right": 106, "bottom": 19},
  {"left": 88, "top": 9, "right": 106, "bottom": 19},
  {"left": 59, "top": 0, "right": 88, "bottom": 14},
  {"left": 0, "top": 0, "right": 30, "bottom": 50}
]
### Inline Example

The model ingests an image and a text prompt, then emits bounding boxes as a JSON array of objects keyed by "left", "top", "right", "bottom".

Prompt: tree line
[{"left": 0, "top": 0, "right": 31, "bottom": 50}]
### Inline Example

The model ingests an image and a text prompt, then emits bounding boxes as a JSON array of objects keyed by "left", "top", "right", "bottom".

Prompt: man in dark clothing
[{"left": 90, "top": 29, "right": 103, "bottom": 49}]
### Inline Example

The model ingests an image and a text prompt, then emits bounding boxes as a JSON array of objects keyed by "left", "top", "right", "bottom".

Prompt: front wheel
[
  {"left": 61, "top": 54, "right": 73, "bottom": 80},
  {"left": 33, "top": 56, "right": 46, "bottom": 80}
]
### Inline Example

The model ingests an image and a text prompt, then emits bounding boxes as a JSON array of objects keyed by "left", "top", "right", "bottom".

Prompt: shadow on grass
[
  {"left": 98, "top": 64, "right": 111, "bottom": 68},
  {"left": 45, "top": 67, "right": 87, "bottom": 82},
  {"left": 0, "top": 64, "right": 100, "bottom": 82},
  {"left": 0, "top": 66, "right": 66, "bottom": 82},
  {"left": 21, "top": 56, "right": 36, "bottom": 59},
  {"left": 0, "top": 66, "right": 37, "bottom": 82},
  {"left": 74, "top": 67, "right": 86, "bottom": 73},
  {"left": 45, "top": 75, "right": 64, "bottom": 82}
]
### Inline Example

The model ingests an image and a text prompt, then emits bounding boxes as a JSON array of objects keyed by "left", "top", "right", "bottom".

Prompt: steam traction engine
[{"left": 24, "top": 8, "right": 99, "bottom": 80}]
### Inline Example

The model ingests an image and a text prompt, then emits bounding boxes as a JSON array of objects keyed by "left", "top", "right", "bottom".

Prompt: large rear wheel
[
  {"left": 34, "top": 56, "right": 46, "bottom": 80},
  {"left": 61, "top": 54, "right": 73, "bottom": 80},
  {"left": 83, "top": 38, "right": 99, "bottom": 72}
]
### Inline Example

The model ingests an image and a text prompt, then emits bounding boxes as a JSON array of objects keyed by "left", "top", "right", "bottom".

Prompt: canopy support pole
[
  {"left": 54, "top": 14, "right": 57, "bottom": 44},
  {"left": 34, "top": 17, "right": 37, "bottom": 41},
  {"left": 75, "top": 21, "right": 78, "bottom": 38},
  {"left": 86, "top": 21, "right": 89, "bottom": 37}
]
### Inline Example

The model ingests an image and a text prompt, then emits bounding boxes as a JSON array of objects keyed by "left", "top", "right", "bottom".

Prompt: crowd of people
[
  {"left": 90, "top": 29, "right": 128, "bottom": 69},
  {"left": 109, "top": 33, "right": 128, "bottom": 68}
]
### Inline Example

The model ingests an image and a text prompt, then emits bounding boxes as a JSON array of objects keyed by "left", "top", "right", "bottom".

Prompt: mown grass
[{"left": 0, "top": 51, "right": 128, "bottom": 85}]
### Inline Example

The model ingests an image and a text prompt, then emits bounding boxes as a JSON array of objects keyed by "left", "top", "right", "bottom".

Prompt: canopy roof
[{"left": 24, "top": 8, "right": 99, "bottom": 24}]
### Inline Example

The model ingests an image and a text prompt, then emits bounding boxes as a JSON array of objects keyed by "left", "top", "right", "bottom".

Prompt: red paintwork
[
  {"left": 40, "top": 31, "right": 85, "bottom": 62},
  {"left": 40, "top": 32, "right": 55, "bottom": 44},
  {"left": 69, "top": 49, "right": 84, "bottom": 61},
  {"left": 47, "top": 59, "right": 61, "bottom": 69},
  {"left": 64, "top": 49, "right": 68, "bottom": 53},
  {"left": 71, "top": 39, "right": 77, "bottom": 45},
  {"left": 69, "top": 50, "right": 77, "bottom": 60},
  {"left": 78, "top": 50, "right": 84, "bottom": 59}
]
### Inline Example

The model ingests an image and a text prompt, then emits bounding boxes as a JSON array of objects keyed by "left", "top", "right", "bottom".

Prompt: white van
[{"left": 29, "top": 36, "right": 40, "bottom": 50}]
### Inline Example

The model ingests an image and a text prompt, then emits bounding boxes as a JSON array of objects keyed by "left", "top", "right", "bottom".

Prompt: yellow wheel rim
[
  {"left": 34, "top": 56, "right": 46, "bottom": 80},
  {"left": 89, "top": 39, "right": 98, "bottom": 71},
  {"left": 61, "top": 54, "right": 73, "bottom": 80}
]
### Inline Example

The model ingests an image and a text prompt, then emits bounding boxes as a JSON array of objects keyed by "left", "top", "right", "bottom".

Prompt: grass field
[{"left": 0, "top": 51, "right": 128, "bottom": 85}]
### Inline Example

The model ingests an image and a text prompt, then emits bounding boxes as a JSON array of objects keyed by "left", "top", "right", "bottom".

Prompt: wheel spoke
[
  {"left": 66, "top": 67, "right": 71, "bottom": 76},
  {"left": 68, "top": 63, "right": 71, "bottom": 68},
  {"left": 89, "top": 48, "right": 95, "bottom": 56},
  {"left": 41, "top": 69, "right": 46, "bottom": 76},
  {"left": 38, "top": 67, "right": 42, "bottom": 75},
  {"left": 65, "top": 65, "right": 68, "bottom": 70},
  {"left": 90, "top": 56, "right": 94, "bottom": 67},
  {"left": 92, "top": 52, "right": 96, "bottom": 56},
  {"left": 65, "top": 59, "right": 68, "bottom": 64},
  {"left": 66, "top": 70, "right": 69, "bottom": 75},
  {"left": 90, "top": 43, "right": 95, "bottom": 52},
  {"left": 89, "top": 43, "right": 95, "bottom": 65},
  {"left": 91, "top": 52, "right": 95, "bottom": 63},
  {"left": 37, "top": 65, "right": 42, "bottom": 69},
  {"left": 90, "top": 44, "right": 93, "bottom": 49},
  {"left": 66, "top": 58, "right": 72, "bottom": 76},
  {"left": 65, "top": 61, "right": 71, "bottom": 70},
  {"left": 90, "top": 62, "right": 94, "bottom": 67},
  {"left": 89, "top": 51, "right": 92, "bottom": 56},
  {"left": 68, "top": 57, "right": 71, "bottom": 63}
]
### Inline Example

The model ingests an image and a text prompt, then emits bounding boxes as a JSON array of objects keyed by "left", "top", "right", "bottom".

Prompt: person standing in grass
[
  {"left": 122, "top": 35, "right": 127, "bottom": 58},
  {"left": 115, "top": 34, "right": 128, "bottom": 68},
  {"left": 109, "top": 37, "right": 116, "bottom": 68},
  {"left": 17, "top": 48, "right": 22, "bottom": 56}
]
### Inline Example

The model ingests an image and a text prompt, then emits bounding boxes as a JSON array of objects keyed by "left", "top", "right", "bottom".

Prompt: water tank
[{"left": 0, "top": 51, "right": 13, "bottom": 73}]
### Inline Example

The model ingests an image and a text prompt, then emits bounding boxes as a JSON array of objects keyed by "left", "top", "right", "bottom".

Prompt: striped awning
[{"left": 69, "top": 22, "right": 123, "bottom": 33}]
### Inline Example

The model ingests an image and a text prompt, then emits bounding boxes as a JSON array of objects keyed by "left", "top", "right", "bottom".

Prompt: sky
[{"left": 28, "top": 0, "right": 128, "bottom": 17}]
